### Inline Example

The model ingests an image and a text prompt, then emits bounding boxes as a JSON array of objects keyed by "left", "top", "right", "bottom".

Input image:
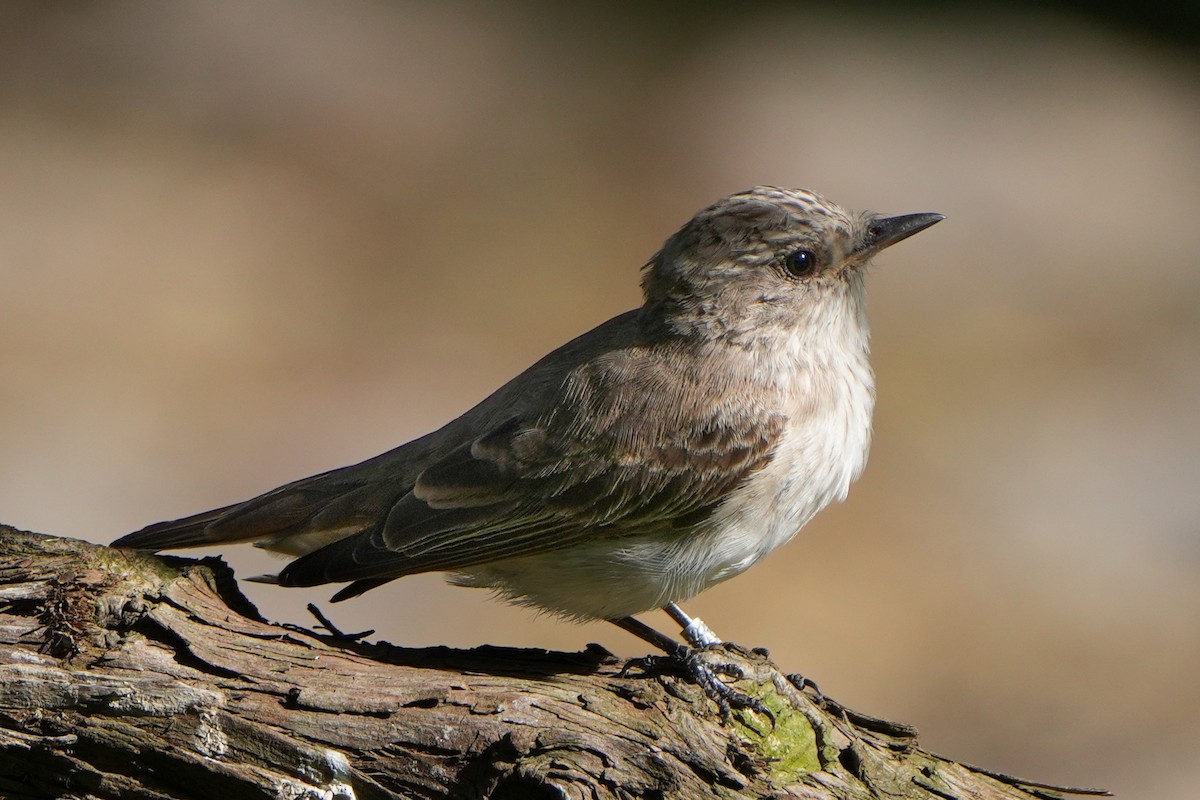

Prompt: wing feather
[{"left": 278, "top": 363, "right": 786, "bottom": 595}]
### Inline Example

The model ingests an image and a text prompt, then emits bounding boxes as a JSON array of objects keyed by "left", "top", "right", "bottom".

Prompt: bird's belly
[
  {"left": 449, "top": 528, "right": 720, "bottom": 621},
  {"left": 449, "top": 491, "right": 820, "bottom": 622}
]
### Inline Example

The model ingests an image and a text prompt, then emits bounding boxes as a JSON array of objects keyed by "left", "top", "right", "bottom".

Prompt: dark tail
[
  {"left": 111, "top": 504, "right": 241, "bottom": 551},
  {"left": 276, "top": 528, "right": 401, "bottom": 601},
  {"left": 330, "top": 578, "right": 393, "bottom": 602}
]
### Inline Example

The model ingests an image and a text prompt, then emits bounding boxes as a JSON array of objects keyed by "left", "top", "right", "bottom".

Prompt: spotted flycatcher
[{"left": 116, "top": 186, "right": 943, "bottom": 712}]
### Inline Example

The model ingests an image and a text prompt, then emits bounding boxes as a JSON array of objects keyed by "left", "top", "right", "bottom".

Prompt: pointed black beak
[{"left": 858, "top": 212, "right": 944, "bottom": 256}]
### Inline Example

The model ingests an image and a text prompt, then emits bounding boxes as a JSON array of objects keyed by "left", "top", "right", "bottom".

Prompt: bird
[{"left": 115, "top": 185, "right": 943, "bottom": 714}]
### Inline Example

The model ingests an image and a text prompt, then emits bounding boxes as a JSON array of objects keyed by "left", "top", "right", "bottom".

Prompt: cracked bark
[{"left": 0, "top": 526, "right": 1106, "bottom": 800}]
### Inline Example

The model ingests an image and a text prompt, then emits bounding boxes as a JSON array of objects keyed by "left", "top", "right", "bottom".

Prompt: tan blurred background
[{"left": 1, "top": 1, "right": 1197, "bottom": 796}]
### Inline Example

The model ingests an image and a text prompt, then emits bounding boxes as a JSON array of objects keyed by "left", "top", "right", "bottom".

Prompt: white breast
[{"left": 698, "top": 346, "right": 875, "bottom": 584}]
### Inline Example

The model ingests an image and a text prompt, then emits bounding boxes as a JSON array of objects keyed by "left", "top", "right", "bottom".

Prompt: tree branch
[{"left": 0, "top": 525, "right": 1107, "bottom": 799}]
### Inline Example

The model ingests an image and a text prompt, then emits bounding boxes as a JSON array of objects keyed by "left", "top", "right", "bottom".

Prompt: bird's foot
[
  {"left": 786, "top": 671, "right": 824, "bottom": 700},
  {"left": 681, "top": 647, "right": 773, "bottom": 723},
  {"left": 622, "top": 645, "right": 772, "bottom": 723}
]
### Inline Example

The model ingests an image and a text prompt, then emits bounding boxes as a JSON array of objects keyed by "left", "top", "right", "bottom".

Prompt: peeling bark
[{"left": 0, "top": 526, "right": 1106, "bottom": 799}]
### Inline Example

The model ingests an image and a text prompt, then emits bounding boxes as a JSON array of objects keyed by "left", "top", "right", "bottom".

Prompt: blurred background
[{"left": 1, "top": 1, "right": 1197, "bottom": 796}]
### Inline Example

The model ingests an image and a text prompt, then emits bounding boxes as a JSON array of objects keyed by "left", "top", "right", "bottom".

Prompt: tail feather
[
  {"left": 113, "top": 464, "right": 372, "bottom": 552},
  {"left": 331, "top": 578, "right": 393, "bottom": 602},
  {"left": 112, "top": 504, "right": 243, "bottom": 551}
]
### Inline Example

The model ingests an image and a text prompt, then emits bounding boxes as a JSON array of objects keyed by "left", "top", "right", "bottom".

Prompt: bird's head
[{"left": 641, "top": 186, "right": 942, "bottom": 343}]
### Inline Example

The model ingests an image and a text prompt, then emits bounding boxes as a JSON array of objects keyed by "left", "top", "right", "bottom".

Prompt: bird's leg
[
  {"left": 611, "top": 615, "right": 684, "bottom": 656},
  {"left": 662, "top": 602, "right": 721, "bottom": 647},
  {"left": 610, "top": 616, "right": 769, "bottom": 722}
]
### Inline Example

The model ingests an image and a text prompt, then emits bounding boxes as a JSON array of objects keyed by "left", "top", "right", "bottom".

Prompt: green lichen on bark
[{"left": 731, "top": 679, "right": 821, "bottom": 781}]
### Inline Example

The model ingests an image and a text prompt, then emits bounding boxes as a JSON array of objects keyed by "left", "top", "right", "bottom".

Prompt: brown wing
[{"left": 277, "top": 351, "right": 785, "bottom": 598}]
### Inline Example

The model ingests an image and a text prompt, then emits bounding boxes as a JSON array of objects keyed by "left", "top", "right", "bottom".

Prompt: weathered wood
[{"left": 0, "top": 525, "right": 1106, "bottom": 799}]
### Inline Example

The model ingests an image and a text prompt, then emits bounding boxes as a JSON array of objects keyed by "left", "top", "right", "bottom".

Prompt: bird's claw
[
  {"left": 786, "top": 671, "right": 824, "bottom": 700},
  {"left": 618, "top": 653, "right": 670, "bottom": 678},
  {"left": 679, "top": 648, "right": 772, "bottom": 723},
  {"left": 623, "top": 646, "right": 772, "bottom": 724}
]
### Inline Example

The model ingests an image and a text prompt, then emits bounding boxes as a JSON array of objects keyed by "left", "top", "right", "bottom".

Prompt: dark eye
[{"left": 783, "top": 249, "right": 817, "bottom": 277}]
